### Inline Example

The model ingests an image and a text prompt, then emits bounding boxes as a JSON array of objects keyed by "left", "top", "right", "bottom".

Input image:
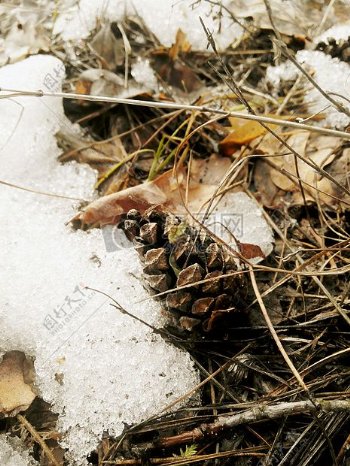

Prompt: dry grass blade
[
  {"left": 17, "top": 414, "right": 61, "bottom": 466},
  {"left": 2, "top": 87, "right": 350, "bottom": 140},
  {"left": 248, "top": 267, "right": 309, "bottom": 392},
  {"left": 0, "top": 179, "right": 87, "bottom": 201}
]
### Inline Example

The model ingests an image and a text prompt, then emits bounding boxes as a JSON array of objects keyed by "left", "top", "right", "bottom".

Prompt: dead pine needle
[{"left": 17, "top": 414, "right": 60, "bottom": 466}]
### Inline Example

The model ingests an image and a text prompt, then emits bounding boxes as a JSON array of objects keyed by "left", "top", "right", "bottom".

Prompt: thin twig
[
  {"left": 17, "top": 414, "right": 60, "bottom": 466},
  {"left": 156, "top": 399, "right": 350, "bottom": 448},
  {"left": 249, "top": 267, "right": 308, "bottom": 392},
  {"left": 1, "top": 87, "right": 350, "bottom": 140},
  {"left": 0, "top": 179, "right": 87, "bottom": 201}
]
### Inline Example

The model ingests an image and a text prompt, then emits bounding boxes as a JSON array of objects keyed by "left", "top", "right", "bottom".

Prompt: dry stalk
[
  {"left": 2, "top": 87, "right": 350, "bottom": 140},
  {"left": 17, "top": 414, "right": 60, "bottom": 466},
  {"left": 156, "top": 399, "right": 350, "bottom": 448}
]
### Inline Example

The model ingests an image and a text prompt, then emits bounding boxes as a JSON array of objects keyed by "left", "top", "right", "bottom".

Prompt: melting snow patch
[
  {"left": 0, "top": 435, "right": 38, "bottom": 466},
  {"left": 0, "top": 55, "right": 199, "bottom": 464},
  {"left": 266, "top": 50, "right": 350, "bottom": 129},
  {"left": 316, "top": 22, "right": 350, "bottom": 43},
  {"left": 131, "top": 58, "right": 159, "bottom": 92},
  {"left": 208, "top": 192, "right": 274, "bottom": 261},
  {"left": 54, "top": 0, "right": 243, "bottom": 50}
]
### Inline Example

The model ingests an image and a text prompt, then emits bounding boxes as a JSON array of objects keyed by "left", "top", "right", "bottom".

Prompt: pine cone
[{"left": 119, "top": 209, "right": 247, "bottom": 332}]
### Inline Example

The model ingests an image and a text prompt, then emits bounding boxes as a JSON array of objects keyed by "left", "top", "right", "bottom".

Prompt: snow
[
  {"left": 53, "top": 0, "right": 243, "bottom": 51},
  {"left": 131, "top": 58, "right": 158, "bottom": 92},
  {"left": 209, "top": 192, "right": 274, "bottom": 260},
  {"left": 316, "top": 23, "right": 350, "bottom": 43},
  {"left": 265, "top": 61, "right": 298, "bottom": 89},
  {"left": 265, "top": 50, "right": 350, "bottom": 129},
  {"left": 0, "top": 435, "right": 38, "bottom": 466},
  {"left": 0, "top": 55, "right": 199, "bottom": 464}
]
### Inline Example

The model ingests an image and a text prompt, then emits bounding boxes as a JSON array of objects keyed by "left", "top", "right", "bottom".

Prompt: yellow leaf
[{"left": 220, "top": 119, "right": 277, "bottom": 156}]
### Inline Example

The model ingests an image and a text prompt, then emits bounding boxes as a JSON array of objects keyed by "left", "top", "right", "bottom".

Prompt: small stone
[
  {"left": 166, "top": 291, "right": 192, "bottom": 312},
  {"left": 140, "top": 223, "right": 158, "bottom": 244},
  {"left": 191, "top": 297, "right": 214, "bottom": 315},
  {"left": 177, "top": 263, "right": 204, "bottom": 287},
  {"left": 143, "top": 248, "right": 168, "bottom": 273}
]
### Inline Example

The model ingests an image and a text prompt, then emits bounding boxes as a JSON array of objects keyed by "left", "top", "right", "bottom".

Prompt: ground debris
[{"left": 1, "top": 1, "right": 350, "bottom": 465}]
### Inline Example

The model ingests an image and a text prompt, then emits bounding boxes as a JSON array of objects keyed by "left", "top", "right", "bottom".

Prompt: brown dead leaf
[
  {"left": 327, "top": 147, "right": 350, "bottom": 209},
  {"left": 75, "top": 79, "right": 92, "bottom": 97},
  {"left": 74, "top": 177, "right": 167, "bottom": 226},
  {"left": 256, "top": 130, "right": 341, "bottom": 207},
  {"left": 254, "top": 159, "right": 284, "bottom": 208},
  {"left": 238, "top": 241, "right": 265, "bottom": 260},
  {"left": 219, "top": 118, "right": 278, "bottom": 156},
  {"left": 158, "top": 59, "right": 202, "bottom": 93},
  {"left": 190, "top": 154, "right": 232, "bottom": 185},
  {"left": 169, "top": 29, "right": 192, "bottom": 60},
  {"left": 152, "top": 31, "right": 202, "bottom": 94},
  {"left": 0, "top": 351, "right": 36, "bottom": 417},
  {"left": 72, "top": 169, "right": 216, "bottom": 227},
  {"left": 91, "top": 23, "right": 125, "bottom": 69}
]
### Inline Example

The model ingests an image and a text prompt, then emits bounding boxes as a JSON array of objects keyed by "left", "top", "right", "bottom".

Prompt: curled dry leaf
[
  {"left": 254, "top": 130, "right": 342, "bottom": 207},
  {"left": 219, "top": 117, "right": 292, "bottom": 156},
  {"left": 73, "top": 165, "right": 274, "bottom": 261},
  {"left": 152, "top": 29, "right": 202, "bottom": 94},
  {"left": 73, "top": 175, "right": 168, "bottom": 226},
  {"left": 169, "top": 29, "right": 192, "bottom": 60},
  {"left": 72, "top": 169, "right": 216, "bottom": 226},
  {"left": 219, "top": 119, "right": 270, "bottom": 156},
  {"left": 0, "top": 351, "right": 36, "bottom": 417},
  {"left": 91, "top": 23, "right": 125, "bottom": 69}
]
